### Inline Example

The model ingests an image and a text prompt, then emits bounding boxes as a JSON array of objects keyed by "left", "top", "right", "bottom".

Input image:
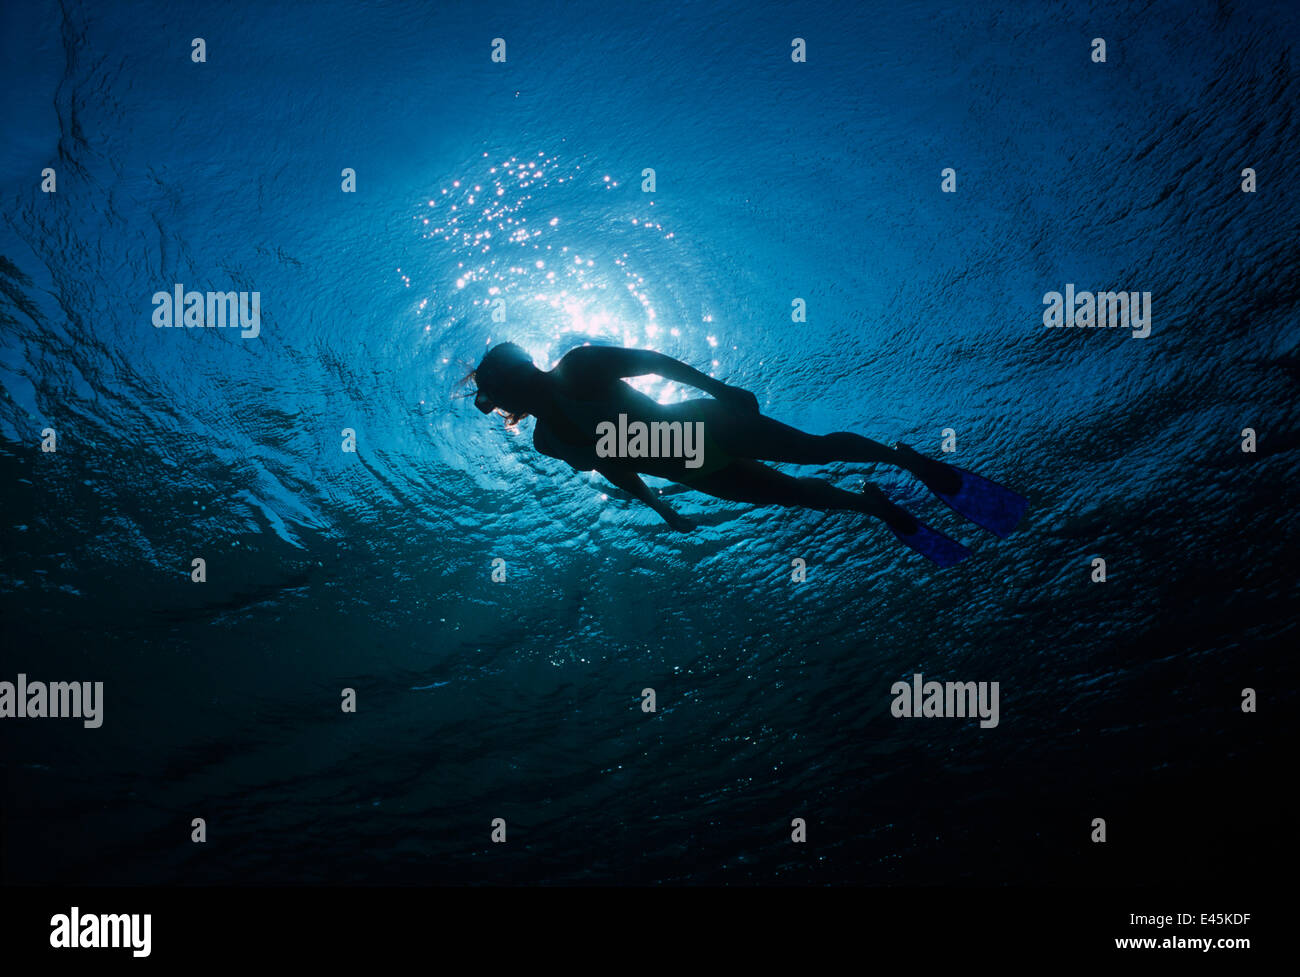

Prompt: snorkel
[{"left": 472, "top": 342, "right": 540, "bottom": 424}]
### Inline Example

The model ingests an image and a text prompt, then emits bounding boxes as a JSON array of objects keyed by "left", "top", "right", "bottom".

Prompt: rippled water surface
[{"left": 1, "top": 0, "right": 1297, "bottom": 884}]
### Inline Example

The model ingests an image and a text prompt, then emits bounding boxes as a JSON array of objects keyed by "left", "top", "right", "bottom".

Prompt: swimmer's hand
[
  {"left": 716, "top": 384, "right": 760, "bottom": 413},
  {"left": 596, "top": 463, "right": 697, "bottom": 532},
  {"left": 663, "top": 510, "right": 697, "bottom": 533}
]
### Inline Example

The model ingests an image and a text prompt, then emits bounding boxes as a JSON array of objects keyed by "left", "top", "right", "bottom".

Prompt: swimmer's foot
[
  {"left": 894, "top": 443, "right": 1028, "bottom": 539},
  {"left": 893, "top": 443, "right": 961, "bottom": 493},
  {"left": 860, "top": 482, "right": 917, "bottom": 534},
  {"left": 863, "top": 481, "right": 971, "bottom": 568}
]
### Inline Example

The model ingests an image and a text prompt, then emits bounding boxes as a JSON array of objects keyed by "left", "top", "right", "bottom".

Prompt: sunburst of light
[{"left": 412, "top": 151, "right": 714, "bottom": 405}]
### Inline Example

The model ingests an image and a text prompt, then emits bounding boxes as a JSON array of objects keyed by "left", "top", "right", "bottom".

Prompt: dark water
[{"left": 1, "top": 0, "right": 1296, "bottom": 885}]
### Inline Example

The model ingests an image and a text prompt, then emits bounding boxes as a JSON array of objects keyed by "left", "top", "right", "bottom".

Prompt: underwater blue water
[{"left": 1, "top": 0, "right": 1297, "bottom": 884}]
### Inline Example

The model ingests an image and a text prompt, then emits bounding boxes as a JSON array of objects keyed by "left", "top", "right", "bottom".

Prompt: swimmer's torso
[{"left": 532, "top": 379, "right": 733, "bottom": 482}]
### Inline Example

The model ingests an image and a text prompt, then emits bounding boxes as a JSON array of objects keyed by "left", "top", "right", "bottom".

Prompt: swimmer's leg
[
  {"left": 689, "top": 460, "right": 909, "bottom": 529},
  {"left": 683, "top": 401, "right": 901, "bottom": 467},
  {"left": 688, "top": 460, "right": 971, "bottom": 567}
]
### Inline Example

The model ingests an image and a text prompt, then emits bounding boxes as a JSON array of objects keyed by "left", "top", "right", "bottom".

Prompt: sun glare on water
[{"left": 412, "top": 150, "right": 705, "bottom": 405}]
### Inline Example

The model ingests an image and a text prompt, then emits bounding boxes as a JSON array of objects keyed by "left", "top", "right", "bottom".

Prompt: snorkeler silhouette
[{"left": 470, "top": 342, "right": 1026, "bottom": 566}]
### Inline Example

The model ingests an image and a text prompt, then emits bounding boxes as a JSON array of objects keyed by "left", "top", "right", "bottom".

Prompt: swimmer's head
[{"left": 472, "top": 342, "right": 539, "bottom": 424}]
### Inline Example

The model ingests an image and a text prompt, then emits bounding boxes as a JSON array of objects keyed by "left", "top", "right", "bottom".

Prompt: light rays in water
[{"left": 410, "top": 150, "right": 712, "bottom": 405}]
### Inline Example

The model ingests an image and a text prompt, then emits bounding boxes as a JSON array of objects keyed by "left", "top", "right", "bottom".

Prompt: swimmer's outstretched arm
[
  {"left": 559, "top": 346, "right": 757, "bottom": 411},
  {"left": 595, "top": 463, "right": 695, "bottom": 532}
]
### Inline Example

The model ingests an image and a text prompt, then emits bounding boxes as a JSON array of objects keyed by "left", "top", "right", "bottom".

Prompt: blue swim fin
[
  {"left": 888, "top": 519, "right": 973, "bottom": 567},
  {"left": 896, "top": 445, "right": 1028, "bottom": 539},
  {"left": 862, "top": 480, "right": 972, "bottom": 567}
]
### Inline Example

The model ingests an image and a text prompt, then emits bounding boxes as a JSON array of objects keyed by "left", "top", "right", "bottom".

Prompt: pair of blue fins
[{"left": 875, "top": 444, "right": 1028, "bottom": 567}]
